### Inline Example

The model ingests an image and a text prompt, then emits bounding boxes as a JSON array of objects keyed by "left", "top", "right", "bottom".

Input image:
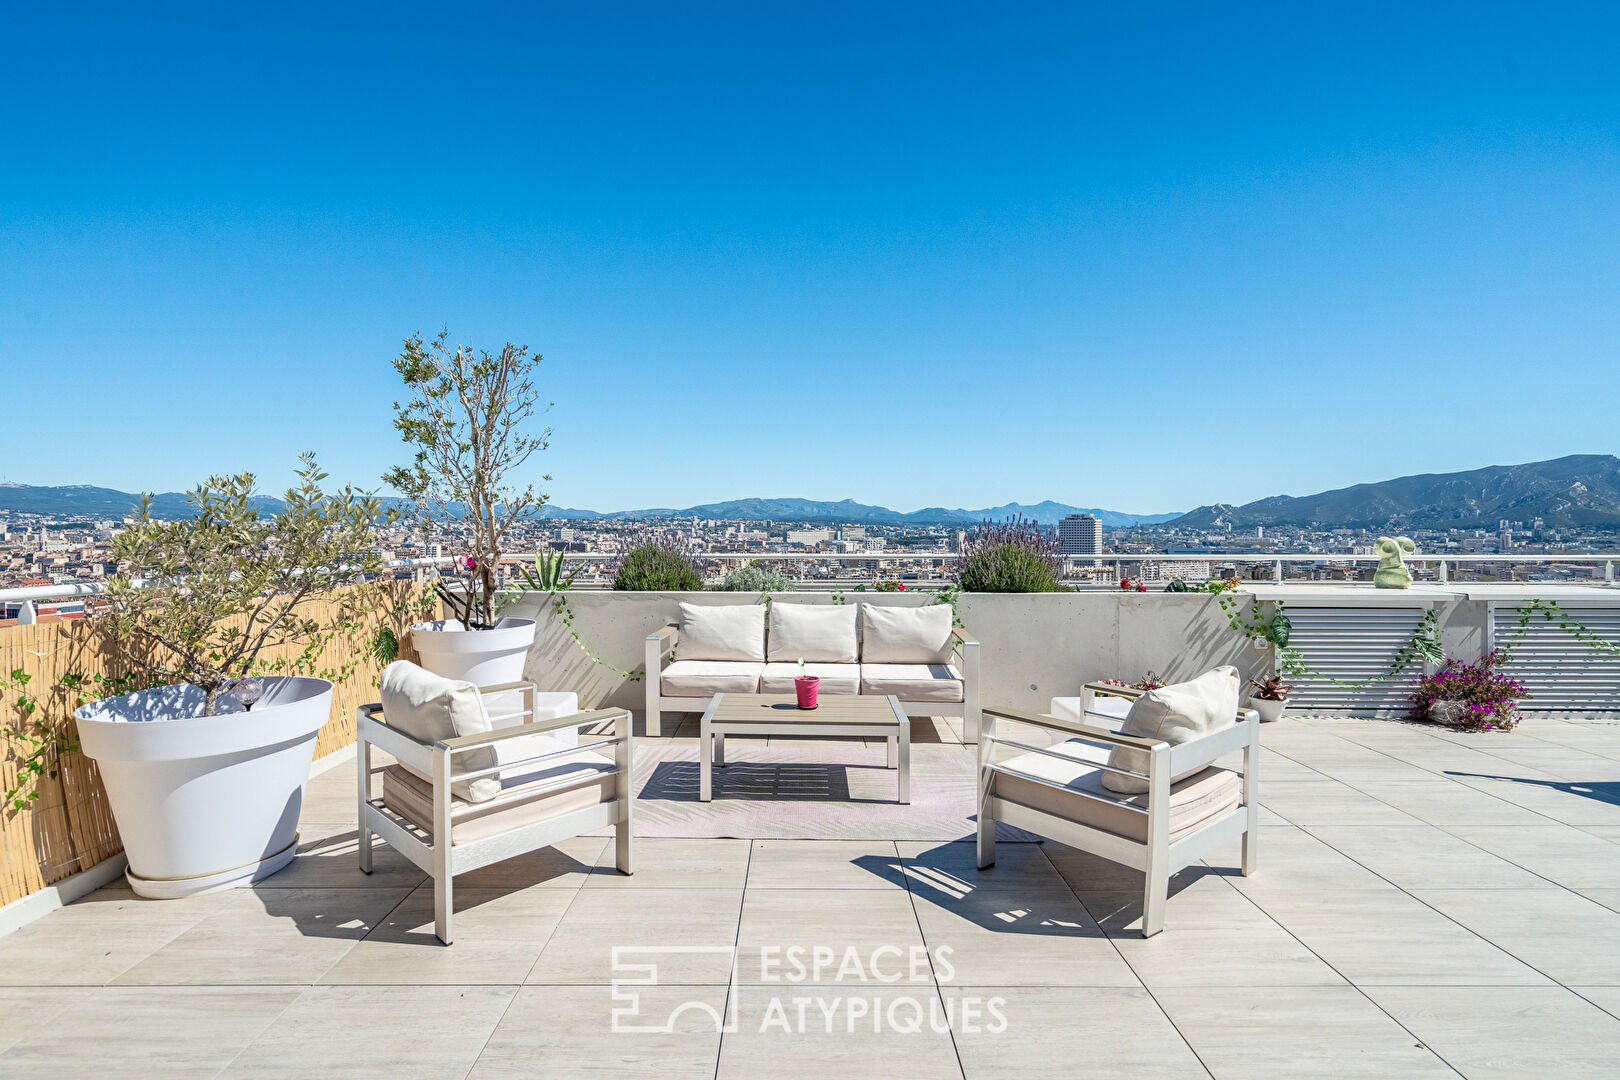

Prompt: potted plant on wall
[
  {"left": 74, "top": 456, "right": 393, "bottom": 897},
  {"left": 1247, "top": 676, "right": 1292, "bottom": 723},
  {"left": 387, "top": 328, "right": 552, "bottom": 684}
]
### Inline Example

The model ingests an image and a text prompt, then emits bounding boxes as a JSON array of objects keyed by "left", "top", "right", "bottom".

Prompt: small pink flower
[{"left": 462, "top": 556, "right": 477, "bottom": 570}]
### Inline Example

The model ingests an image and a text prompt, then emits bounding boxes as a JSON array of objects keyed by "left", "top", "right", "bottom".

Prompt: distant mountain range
[
  {"left": 8, "top": 454, "right": 1618, "bottom": 530},
  {"left": 0, "top": 486, "right": 1176, "bottom": 528},
  {"left": 1171, "top": 455, "right": 1620, "bottom": 530}
]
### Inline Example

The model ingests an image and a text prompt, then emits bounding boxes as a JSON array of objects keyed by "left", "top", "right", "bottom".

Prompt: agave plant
[
  {"left": 517, "top": 547, "right": 578, "bottom": 593},
  {"left": 1249, "top": 676, "right": 1291, "bottom": 702}
]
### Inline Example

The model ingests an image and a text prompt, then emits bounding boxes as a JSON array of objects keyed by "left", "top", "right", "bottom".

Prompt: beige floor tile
[
  {"left": 1307, "top": 823, "right": 1552, "bottom": 889},
  {"left": 1451, "top": 773, "right": 1620, "bottom": 826},
  {"left": 945, "top": 986, "right": 1207, "bottom": 1079},
  {"left": 1576, "top": 985, "right": 1620, "bottom": 1020},
  {"left": 1084, "top": 879, "right": 1346, "bottom": 987},
  {"left": 1210, "top": 824, "right": 1395, "bottom": 894},
  {"left": 111, "top": 887, "right": 411, "bottom": 985},
  {"left": 585, "top": 837, "right": 750, "bottom": 888},
  {"left": 1364, "top": 985, "right": 1620, "bottom": 1079},
  {"left": 217, "top": 984, "right": 517, "bottom": 1080},
  {"left": 0, "top": 986, "right": 300, "bottom": 1077},
  {"left": 1409, "top": 887, "right": 1620, "bottom": 985},
  {"left": 527, "top": 888, "right": 743, "bottom": 985},
  {"left": 1241, "top": 887, "right": 1550, "bottom": 985},
  {"left": 454, "top": 835, "right": 609, "bottom": 889},
  {"left": 1341, "top": 779, "right": 1556, "bottom": 826},
  {"left": 736, "top": 888, "right": 927, "bottom": 986},
  {"left": 0, "top": 906, "right": 203, "bottom": 986},
  {"left": 1443, "top": 825, "right": 1620, "bottom": 889},
  {"left": 1153, "top": 984, "right": 1457, "bottom": 1078},
  {"left": 255, "top": 823, "right": 428, "bottom": 891},
  {"left": 0, "top": 986, "right": 93, "bottom": 1051},
  {"left": 469, "top": 984, "right": 725, "bottom": 1079},
  {"left": 746, "top": 839, "right": 907, "bottom": 889},
  {"left": 897, "top": 839, "right": 1066, "bottom": 896},
  {"left": 717, "top": 986, "right": 964, "bottom": 1080},
  {"left": 320, "top": 886, "right": 575, "bottom": 984},
  {"left": 1259, "top": 780, "right": 1426, "bottom": 827},
  {"left": 911, "top": 887, "right": 1139, "bottom": 987}
]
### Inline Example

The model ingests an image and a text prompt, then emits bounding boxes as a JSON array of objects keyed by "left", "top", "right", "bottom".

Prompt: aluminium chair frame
[
  {"left": 976, "top": 687, "right": 1259, "bottom": 937},
  {"left": 644, "top": 621, "right": 982, "bottom": 740},
  {"left": 357, "top": 681, "right": 634, "bottom": 945}
]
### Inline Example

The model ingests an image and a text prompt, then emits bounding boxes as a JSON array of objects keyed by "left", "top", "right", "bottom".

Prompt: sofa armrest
[{"left": 951, "top": 626, "right": 979, "bottom": 648}]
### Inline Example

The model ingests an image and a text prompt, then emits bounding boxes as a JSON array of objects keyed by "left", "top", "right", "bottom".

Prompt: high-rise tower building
[{"left": 1059, "top": 513, "right": 1101, "bottom": 557}]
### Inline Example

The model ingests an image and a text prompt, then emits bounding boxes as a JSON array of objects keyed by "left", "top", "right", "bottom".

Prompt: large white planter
[
  {"left": 75, "top": 676, "right": 332, "bottom": 898},
  {"left": 410, "top": 617, "right": 537, "bottom": 685}
]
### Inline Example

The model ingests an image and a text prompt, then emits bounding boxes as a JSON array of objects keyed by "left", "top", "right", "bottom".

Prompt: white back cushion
[
  {"left": 1101, "top": 666, "right": 1241, "bottom": 794},
  {"left": 678, "top": 602, "right": 767, "bottom": 662},
  {"left": 768, "top": 603, "right": 858, "bottom": 663},
  {"left": 379, "top": 660, "right": 500, "bottom": 802},
  {"left": 859, "top": 604, "right": 954, "bottom": 664}
]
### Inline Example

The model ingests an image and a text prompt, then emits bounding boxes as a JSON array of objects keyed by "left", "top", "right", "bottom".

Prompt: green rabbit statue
[{"left": 1374, "top": 536, "right": 1416, "bottom": 589}]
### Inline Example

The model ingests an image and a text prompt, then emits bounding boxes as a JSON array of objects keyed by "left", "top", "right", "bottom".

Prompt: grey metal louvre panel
[
  {"left": 1492, "top": 607, "right": 1620, "bottom": 713},
  {"left": 1286, "top": 607, "right": 1427, "bottom": 714}
]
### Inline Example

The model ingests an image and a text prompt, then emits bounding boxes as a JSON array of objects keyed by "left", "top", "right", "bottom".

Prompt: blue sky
[{"left": 3, "top": 2, "right": 1616, "bottom": 514}]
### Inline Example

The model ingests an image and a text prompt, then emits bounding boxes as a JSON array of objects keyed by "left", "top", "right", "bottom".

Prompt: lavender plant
[
  {"left": 953, "top": 517, "right": 1066, "bottom": 593},
  {"left": 612, "top": 532, "right": 705, "bottom": 591}
]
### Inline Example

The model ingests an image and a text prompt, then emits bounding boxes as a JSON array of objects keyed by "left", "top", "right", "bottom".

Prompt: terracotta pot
[{"left": 795, "top": 676, "right": 820, "bottom": 709}]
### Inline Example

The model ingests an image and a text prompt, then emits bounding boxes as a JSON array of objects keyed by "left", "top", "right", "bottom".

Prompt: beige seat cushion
[
  {"left": 380, "top": 737, "right": 616, "bottom": 844},
  {"left": 378, "top": 660, "right": 498, "bottom": 802},
  {"left": 678, "top": 602, "right": 766, "bottom": 661},
  {"left": 759, "top": 662, "right": 860, "bottom": 695},
  {"left": 859, "top": 604, "right": 955, "bottom": 664},
  {"left": 660, "top": 659, "right": 763, "bottom": 697},
  {"left": 859, "top": 663, "right": 964, "bottom": 703},
  {"left": 995, "top": 737, "right": 1240, "bottom": 844},
  {"left": 1103, "top": 666, "right": 1241, "bottom": 794},
  {"left": 768, "top": 603, "right": 859, "bottom": 663}
]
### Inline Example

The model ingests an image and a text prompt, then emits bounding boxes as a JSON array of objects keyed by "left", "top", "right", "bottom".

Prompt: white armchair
[
  {"left": 357, "top": 680, "right": 633, "bottom": 944},
  {"left": 976, "top": 686, "right": 1258, "bottom": 936}
]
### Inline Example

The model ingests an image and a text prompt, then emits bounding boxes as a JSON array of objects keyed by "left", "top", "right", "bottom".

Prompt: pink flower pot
[{"left": 795, "top": 676, "right": 820, "bottom": 709}]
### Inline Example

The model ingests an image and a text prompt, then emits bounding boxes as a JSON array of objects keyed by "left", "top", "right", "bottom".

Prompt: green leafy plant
[
  {"left": 612, "top": 537, "right": 704, "bottom": 591},
  {"left": 1500, "top": 599, "right": 1620, "bottom": 661},
  {"left": 100, "top": 454, "right": 395, "bottom": 716},
  {"left": 721, "top": 564, "right": 790, "bottom": 593},
  {"left": 2, "top": 670, "right": 154, "bottom": 809},
  {"left": 517, "top": 548, "right": 640, "bottom": 681},
  {"left": 386, "top": 328, "right": 552, "bottom": 629}
]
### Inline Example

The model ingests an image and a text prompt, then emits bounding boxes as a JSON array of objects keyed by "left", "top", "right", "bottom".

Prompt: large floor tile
[
  {"left": 1443, "top": 826, "right": 1620, "bottom": 889},
  {"left": 0, "top": 986, "right": 300, "bottom": 1078},
  {"left": 1084, "top": 879, "right": 1346, "bottom": 987},
  {"left": 217, "top": 984, "right": 516, "bottom": 1080},
  {"left": 1308, "top": 823, "right": 1552, "bottom": 889},
  {"left": 746, "top": 839, "right": 907, "bottom": 889},
  {"left": 910, "top": 886, "right": 1139, "bottom": 987},
  {"left": 944, "top": 985, "right": 1206, "bottom": 1079},
  {"left": 0, "top": 986, "right": 93, "bottom": 1051},
  {"left": 320, "top": 886, "right": 575, "bottom": 984},
  {"left": 736, "top": 887, "right": 927, "bottom": 985},
  {"left": 1364, "top": 985, "right": 1620, "bottom": 1079},
  {"left": 455, "top": 835, "right": 609, "bottom": 889},
  {"left": 897, "top": 839, "right": 1066, "bottom": 896},
  {"left": 527, "top": 888, "right": 743, "bottom": 985},
  {"left": 1242, "top": 887, "right": 1550, "bottom": 985},
  {"left": 257, "top": 823, "right": 428, "bottom": 891},
  {"left": 0, "top": 900, "right": 204, "bottom": 986},
  {"left": 1451, "top": 773, "right": 1620, "bottom": 826},
  {"left": 585, "top": 837, "right": 750, "bottom": 889},
  {"left": 1153, "top": 984, "right": 1457, "bottom": 1078},
  {"left": 717, "top": 986, "right": 964, "bottom": 1080},
  {"left": 1259, "top": 780, "right": 1426, "bottom": 827},
  {"left": 469, "top": 983, "right": 725, "bottom": 1079},
  {"left": 1410, "top": 887, "right": 1620, "bottom": 984},
  {"left": 1211, "top": 824, "right": 1394, "bottom": 894},
  {"left": 111, "top": 887, "right": 410, "bottom": 985},
  {"left": 1340, "top": 779, "right": 1555, "bottom": 826}
]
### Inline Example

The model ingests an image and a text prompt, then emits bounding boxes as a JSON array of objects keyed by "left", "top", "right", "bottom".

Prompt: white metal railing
[{"left": 3, "top": 550, "right": 1614, "bottom": 610}]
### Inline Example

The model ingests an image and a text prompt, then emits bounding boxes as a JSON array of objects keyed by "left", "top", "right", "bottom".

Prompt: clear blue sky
[{"left": 4, "top": 2, "right": 1616, "bottom": 515}]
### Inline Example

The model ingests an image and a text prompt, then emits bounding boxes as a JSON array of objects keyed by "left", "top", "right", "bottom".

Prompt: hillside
[{"left": 1171, "top": 455, "right": 1620, "bottom": 530}]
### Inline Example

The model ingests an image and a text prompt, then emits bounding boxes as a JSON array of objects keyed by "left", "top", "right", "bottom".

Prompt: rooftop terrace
[{"left": 5, "top": 708, "right": 1620, "bottom": 1078}]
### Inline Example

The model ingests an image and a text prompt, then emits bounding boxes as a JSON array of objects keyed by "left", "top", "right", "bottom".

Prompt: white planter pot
[
  {"left": 1249, "top": 696, "right": 1288, "bottom": 723},
  {"left": 75, "top": 676, "right": 332, "bottom": 898},
  {"left": 410, "top": 617, "right": 537, "bottom": 685}
]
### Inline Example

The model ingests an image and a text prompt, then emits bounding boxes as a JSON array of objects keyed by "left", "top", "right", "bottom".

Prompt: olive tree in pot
[
  {"left": 387, "top": 328, "right": 552, "bottom": 684},
  {"left": 75, "top": 456, "right": 393, "bottom": 897}
]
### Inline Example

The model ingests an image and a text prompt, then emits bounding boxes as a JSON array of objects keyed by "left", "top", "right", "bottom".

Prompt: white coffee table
[{"left": 699, "top": 693, "right": 910, "bottom": 803}]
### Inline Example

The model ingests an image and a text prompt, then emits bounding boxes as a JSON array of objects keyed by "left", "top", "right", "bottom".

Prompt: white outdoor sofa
[
  {"left": 357, "top": 663, "right": 633, "bottom": 944},
  {"left": 977, "top": 676, "right": 1259, "bottom": 936},
  {"left": 645, "top": 600, "right": 982, "bottom": 740}
]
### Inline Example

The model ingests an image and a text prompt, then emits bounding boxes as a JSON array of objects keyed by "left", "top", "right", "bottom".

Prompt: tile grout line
[
  {"left": 714, "top": 838, "right": 754, "bottom": 1080},
  {"left": 895, "top": 840, "right": 969, "bottom": 1080}
]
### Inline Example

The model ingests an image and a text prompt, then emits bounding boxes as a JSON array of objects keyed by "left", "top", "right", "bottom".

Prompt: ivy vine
[
  {"left": 1214, "top": 589, "right": 1443, "bottom": 691},
  {"left": 1499, "top": 599, "right": 1620, "bottom": 661}
]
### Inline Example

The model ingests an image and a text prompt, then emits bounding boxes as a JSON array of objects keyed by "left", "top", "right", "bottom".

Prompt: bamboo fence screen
[{"left": 0, "top": 581, "right": 431, "bottom": 908}]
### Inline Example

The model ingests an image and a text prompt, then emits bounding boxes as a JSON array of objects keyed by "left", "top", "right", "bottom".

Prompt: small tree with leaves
[
  {"left": 385, "top": 328, "right": 551, "bottom": 628},
  {"left": 100, "top": 455, "right": 395, "bottom": 717}
]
